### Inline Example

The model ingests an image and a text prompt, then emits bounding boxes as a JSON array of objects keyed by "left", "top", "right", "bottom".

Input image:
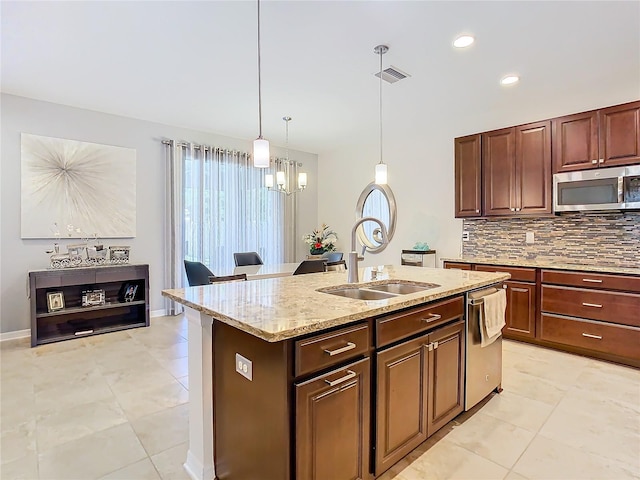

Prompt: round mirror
[{"left": 355, "top": 182, "right": 397, "bottom": 253}]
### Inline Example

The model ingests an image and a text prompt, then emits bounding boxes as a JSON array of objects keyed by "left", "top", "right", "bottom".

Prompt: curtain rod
[{"left": 161, "top": 139, "right": 249, "bottom": 156}]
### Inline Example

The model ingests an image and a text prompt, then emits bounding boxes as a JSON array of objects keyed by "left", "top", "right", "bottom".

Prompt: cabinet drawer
[
  {"left": 541, "top": 269, "right": 640, "bottom": 293},
  {"left": 540, "top": 313, "right": 640, "bottom": 360},
  {"left": 541, "top": 285, "right": 640, "bottom": 327},
  {"left": 33, "top": 270, "right": 95, "bottom": 289},
  {"left": 443, "top": 262, "right": 472, "bottom": 271},
  {"left": 96, "top": 265, "right": 147, "bottom": 283},
  {"left": 474, "top": 265, "right": 536, "bottom": 282},
  {"left": 295, "top": 322, "right": 370, "bottom": 377},
  {"left": 376, "top": 296, "right": 464, "bottom": 348}
]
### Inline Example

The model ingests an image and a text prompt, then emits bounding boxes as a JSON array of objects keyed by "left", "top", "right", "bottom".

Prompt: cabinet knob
[
  {"left": 510, "top": 208, "right": 515, "bottom": 212},
  {"left": 598, "top": 159, "right": 604, "bottom": 163},
  {"left": 516, "top": 208, "right": 521, "bottom": 211},
  {"left": 475, "top": 209, "right": 480, "bottom": 213},
  {"left": 592, "top": 159, "right": 598, "bottom": 164}
]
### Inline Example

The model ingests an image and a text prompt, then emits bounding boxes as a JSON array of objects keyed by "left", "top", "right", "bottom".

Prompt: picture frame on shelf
[
  {"left": 120, "top": 282, "right": 138, "bottom": 302},
  {"left": 109, "top": 246, "right": 130, "bottom": 264},
  {"left": 82, "top": 289, "right": 106, "bottom": 307},
  {"left": 47, "top": 291, "right": 65, "bottom": 312}
]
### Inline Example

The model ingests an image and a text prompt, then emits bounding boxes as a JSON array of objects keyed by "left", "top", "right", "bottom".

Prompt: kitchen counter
[
  {"left": 161, "top": 264, "right": 509, "bottom": 480},
  {"left": 162, "top": 264, "right": 510, "bottom": 342},
  {"left": 441, "top": 257, "right": 640, "bottom": 275}
]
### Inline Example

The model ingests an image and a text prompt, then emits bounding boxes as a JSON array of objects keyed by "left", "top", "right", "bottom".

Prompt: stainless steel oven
[{"left": 553, "top": 165, "right": 640, "bottom": 212}]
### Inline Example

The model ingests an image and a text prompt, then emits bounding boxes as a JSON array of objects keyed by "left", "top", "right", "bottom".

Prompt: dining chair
[
  {"left": 233, "top": 251, "right": 264, "bottom": 267},
  {"left": 322, "top": 252, "right": 343, "bottom": 263},
  {"left": 325, "top": 259, "right": 347, "bottom": 271},
  {"left": 184, "top": 260, "right": 216, "bottom": 286},
  {"left": 209, "top": 273, "right": 248, "bottom": 283},
  {"left": 293, "top": 259, "right": 327, "bottom": 275}
]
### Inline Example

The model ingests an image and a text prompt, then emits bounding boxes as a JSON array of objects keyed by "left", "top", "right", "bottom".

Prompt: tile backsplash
[{"left": 462, "top": 213, "right": 639, "bottom": 268}]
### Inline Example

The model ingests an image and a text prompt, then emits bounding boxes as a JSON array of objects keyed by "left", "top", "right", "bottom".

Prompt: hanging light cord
[
  {"left": 378, "top": 47, "right": 383, "bottom": 165},
  {"left": 257, "top": 0, "right": 263, "bottom": 138},
  {"left": 285, "top": 117, "right": 290, "bottom": 162}
]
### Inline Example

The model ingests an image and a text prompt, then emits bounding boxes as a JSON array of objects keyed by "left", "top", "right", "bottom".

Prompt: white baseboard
[
  {"left": 0, "top": 329, "right": 30, "bottom": 342},
  {"left": 150, "top": 309, "right": 168, "bottom": 318}
]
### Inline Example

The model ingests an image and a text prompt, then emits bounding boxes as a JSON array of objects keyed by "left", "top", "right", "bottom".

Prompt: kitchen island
[{"left": 162, "top": 265, "right": 510, "bottom": 480}]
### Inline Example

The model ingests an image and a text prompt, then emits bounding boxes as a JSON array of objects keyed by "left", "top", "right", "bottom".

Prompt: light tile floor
[{"left": 1, "top": 315, "right": 639, "bottom": 479}]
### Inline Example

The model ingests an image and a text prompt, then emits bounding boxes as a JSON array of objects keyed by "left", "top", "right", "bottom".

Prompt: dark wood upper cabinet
[
  {"left": 482, "top": 128, "right": 515, "bottom": 216},
  {"left": 600, "top": 101, "right": 640, "bottom": 167},
  {"left": 454, "top": 134, "right": 482, "bottom": 217},
  {"left": 552, "top": 110, "right": 599, "bottom": 172},
  {"left": 482, "top": 121, "right": 551, "bottom": 216},
  {"left": 553, "top": 100, "right": 640, "bottom": 172}
]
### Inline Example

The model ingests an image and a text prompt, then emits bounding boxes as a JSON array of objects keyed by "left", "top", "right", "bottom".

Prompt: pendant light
[
  {"left": 265, "top": 117, "right": 307, "bottom": 195},
  {"left": 374, "top": 44, "right": 388, "bottom": 185},
  {"left": 253, "top": 0, "right": 270, "bottom": 168}
]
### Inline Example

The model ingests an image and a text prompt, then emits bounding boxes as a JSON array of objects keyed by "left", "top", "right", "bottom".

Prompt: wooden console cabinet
[{"left": 29, "top": 264, "right": 150, "bottom": 347}]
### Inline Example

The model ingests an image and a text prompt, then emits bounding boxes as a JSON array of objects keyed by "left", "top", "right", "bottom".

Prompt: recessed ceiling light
[
  {"left": 453, "top": 35, "right": 474, "bottom": 48},
  {"left": 500, "top": 75, "right": 520, "bottom": 86}
]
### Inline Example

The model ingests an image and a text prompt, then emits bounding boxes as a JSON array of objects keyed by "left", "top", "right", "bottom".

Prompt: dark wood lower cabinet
[
  {"left": 296, "top": 358, "right": 370, "bottom": 480},
  {"left": 502, "top": 281, "right": 536, "bottom": 339},
  {"left": 375, "top": 320, "right": 465, "bottom": 477},
  {"left": 375, "top": 335, "right": 428, "bottom": 476},
  {"left": 427, "top": 321, "right": 465, "bottom": 436}
]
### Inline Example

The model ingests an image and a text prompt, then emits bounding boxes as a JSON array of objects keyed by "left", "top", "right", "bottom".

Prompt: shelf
[
  {"left": 36, "top": 320, "right": 148, "bottom": 346},
  {"left": 36, "top": 300, "right": 146, "bottom": 318}
]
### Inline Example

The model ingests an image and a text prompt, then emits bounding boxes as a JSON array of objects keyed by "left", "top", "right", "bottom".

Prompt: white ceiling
[{"left": 2, "top": 1, "right": 639, "bottom": 155}]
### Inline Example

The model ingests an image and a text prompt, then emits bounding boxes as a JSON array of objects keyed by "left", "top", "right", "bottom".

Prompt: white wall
[
  {"left": 0, "top": 94, "right": 317, "bottom": 334},
  {"left": 317, "top": 91, "right": 640, "bottom": 269}
]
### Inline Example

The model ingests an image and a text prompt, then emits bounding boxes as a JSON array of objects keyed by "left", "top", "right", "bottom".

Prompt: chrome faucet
[{"left": 347, "top": 217, "right": 389, "bottom": 283}]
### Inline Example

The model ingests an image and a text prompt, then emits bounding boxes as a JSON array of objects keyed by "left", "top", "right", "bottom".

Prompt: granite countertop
[
  {"left": 441, "top": 257, "right": 640, "bottom": 276},
  {"left": 161, "top": 265, "right": 509, "bottom": 342}
]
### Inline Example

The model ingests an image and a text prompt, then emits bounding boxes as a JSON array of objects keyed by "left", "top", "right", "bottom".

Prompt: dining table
[{"left": 232, "top": 262, "right": 301, "bottom": 280}]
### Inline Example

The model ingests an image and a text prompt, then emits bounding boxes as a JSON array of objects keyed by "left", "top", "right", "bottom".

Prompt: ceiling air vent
[{"left": 375, "top": 65, "right": 411, "bottom": 84}]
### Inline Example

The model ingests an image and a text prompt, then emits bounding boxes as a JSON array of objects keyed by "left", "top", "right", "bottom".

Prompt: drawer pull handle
[
  {"left": 422, "top": 313, "right": 442, "bottom": 323},
  {"left": 582, "top": 279, "right": 603, "bottom": 283},
  {"left": 582, "top": 302, "right": 603, "bottom": 308},
  {"left": 323, "top": 342, "right": 356, "bottom": 356},
  {"left": 325, "top": 370, "right": 356, "bottom": 386},
  {"left": 511, "top": 287, "right": 529, "bottom": 293},
  {"left": 582, "top": 333, "right": 603, "bottom": 340}
]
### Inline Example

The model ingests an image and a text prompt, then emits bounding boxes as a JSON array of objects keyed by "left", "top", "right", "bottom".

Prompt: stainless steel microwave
[{"left": 553, "top": 165, "right": 640, "bottom": 212}]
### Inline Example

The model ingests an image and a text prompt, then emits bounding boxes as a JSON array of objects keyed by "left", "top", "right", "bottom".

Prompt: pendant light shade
[
  {"left": 374, "top": 44, "right": 389, "bottom": 185},
  {"left": 253, "top": 138, "right": 270, "bottom": 168},
  {"left": 375, "top": 163, "right": 388, "bottom": 185},
  {"left": 253, "top": 0, "right": 270, "bottom": 168}
]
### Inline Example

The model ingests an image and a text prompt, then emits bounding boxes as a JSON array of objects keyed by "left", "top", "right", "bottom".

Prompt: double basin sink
[{"left": 317, "top": 280, "right": 440, "bottom": 300}]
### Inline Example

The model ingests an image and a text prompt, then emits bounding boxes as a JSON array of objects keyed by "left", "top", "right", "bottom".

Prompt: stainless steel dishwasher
[{"left": 465, "top": 286, "right": 503, "bottom": 411}]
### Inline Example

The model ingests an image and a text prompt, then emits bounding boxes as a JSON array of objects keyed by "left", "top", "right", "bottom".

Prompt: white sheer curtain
[{"left": 164, "top": 140, "right": 286, "bottom": 301}]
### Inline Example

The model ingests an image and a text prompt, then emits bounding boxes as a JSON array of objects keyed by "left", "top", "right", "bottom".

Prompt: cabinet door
[
  {"left": 483, "top": 128, "right": 516, "bottom": 215},
  {"left": 455, "top": 134, "right": 482, "bottom": 217},
  {"left": 600, "top": 101, "right": 640, "bottom": 167},
  {"left": 552, "top": 110, "right": 599, "bottom": 172},
  {"left": 427, "top": 320, "right": 465, "bottom": 436},
  {"left": 516, "top": 121, "right": 551, "bottom": 214},
  {"left": 296, "top": 358, "right": 370, "bottom": 480},
  {"left": 375, "top": 336, "right": 428, "bottom": 476},
  {"left": 503, "top": 281, "right": 536, "bottom": 339}
]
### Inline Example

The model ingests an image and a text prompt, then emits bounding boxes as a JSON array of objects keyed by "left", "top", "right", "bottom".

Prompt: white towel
[{"left": 479, "top": 289, "right": 507, "bottom": 347}]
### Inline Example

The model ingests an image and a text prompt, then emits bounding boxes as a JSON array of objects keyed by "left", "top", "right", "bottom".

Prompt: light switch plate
[
  {"left": 235, "top": 353, "right": 253, "bottom": 381},
  {"left": 525, "top": 232, "right": 534, "bottom": 244}
]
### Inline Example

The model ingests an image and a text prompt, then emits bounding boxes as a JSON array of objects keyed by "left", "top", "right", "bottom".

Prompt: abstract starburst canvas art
[{"left": 21, "top": 133, "right": 136, "bottom": 239}]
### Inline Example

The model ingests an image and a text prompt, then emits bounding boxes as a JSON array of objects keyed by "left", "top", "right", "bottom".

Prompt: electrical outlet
[
  {"left": 235, "top": 353, "right": 253, "bottom": 381},
  {"left": 525, "top": 231, "right": 534, "bottom": 244},
  {"left": 462, "top": 231, "right": 470, "bottom": 241}
]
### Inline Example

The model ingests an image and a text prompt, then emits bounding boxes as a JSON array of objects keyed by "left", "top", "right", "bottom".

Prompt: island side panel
[{"left": 213, "top": 320, "right": 293, "bottom": 480}]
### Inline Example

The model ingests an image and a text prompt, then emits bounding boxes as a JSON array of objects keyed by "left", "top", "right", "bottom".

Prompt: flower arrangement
[{"left": 303, "top": 223, "right": 338, "bottom": 254}]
